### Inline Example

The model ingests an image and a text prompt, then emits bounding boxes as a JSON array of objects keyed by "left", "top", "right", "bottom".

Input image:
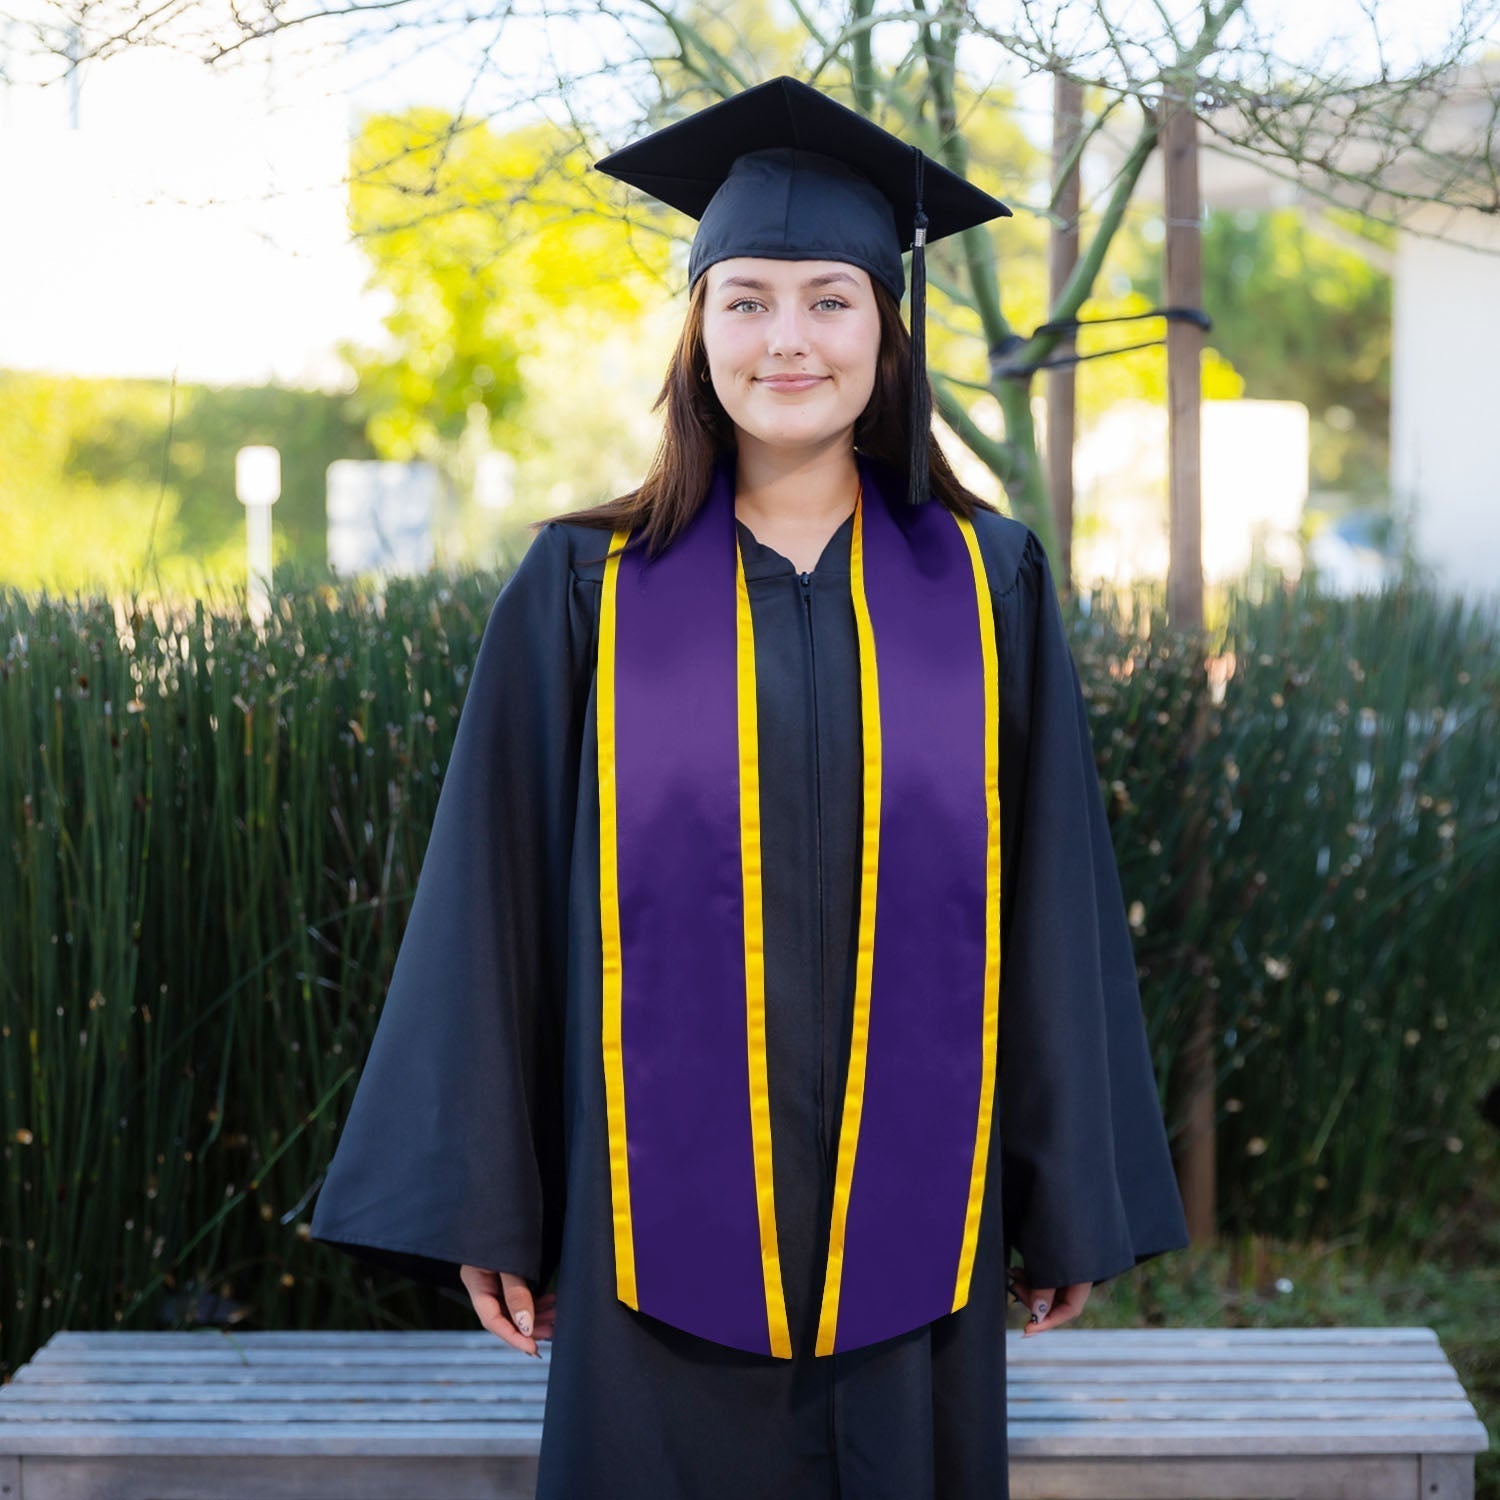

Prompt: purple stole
[{"left": 597, "top": 454, "right": 1001, "bottom": 1357}]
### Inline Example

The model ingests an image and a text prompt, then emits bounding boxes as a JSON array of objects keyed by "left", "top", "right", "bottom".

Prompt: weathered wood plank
[
  {"left": 35, "top": 1332, "right": 1446, "bottom": 1356},
  {"left": 5, "top": 1397, "right": 1482, "bottom": 1426},
  {"left": 0, "top": 1422, "right": 1488, "bottom": 1458},
  {"left": 1007, "top": 1366, "right": 1461, "bottom": 1384},
  {"left": 25, "top": 1349, "right": 542, "bottom": 1368},
  {"left": 15, "top": 1454, "right": 536, "bottom": 1500},
  {"left": 1008, "top": 1345, "right": 1455, "bottom": 1364},
  {"left": 1009, "top": 1453, "right": 1419, "bottom": 1499},
  {"left": 1, "top": 1424, "right": 545, "bottom": 1456},
  {"left": 1003, "top": 1421, "right": 1490, "bottom": 1456},
  {"left": 11, "top": 1364, "right": 551, "bottom": 1386},
  {"left": 2, "top": 1383, "right": 550, "bottom": 1403},
  {"left": 43, "top": 1338, "right": 513, "bottom": 1350},
  {"left": 2, "top": 1417, "right": 1487, "bottom": 1458},
  {"left": 1421, "top": 1452, "right": 1478, "bottom": 1500},
  {"left": 0, "top": 1379, "right": 1476, "bottom": 1405},
  {"left": 1, "top": 1404, "right": 548, "bottom": 1424},
  {"left": 20, "top": 1345, "right": 1459, "bottom": 1370}
]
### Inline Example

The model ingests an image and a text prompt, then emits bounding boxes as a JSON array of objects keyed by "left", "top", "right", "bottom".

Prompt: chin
[
  {"left": 752, "top": 429, "right": 840, "bottom": 453},
  {"left": 736, "top": 414, "right": 854, "bottom": 450}
]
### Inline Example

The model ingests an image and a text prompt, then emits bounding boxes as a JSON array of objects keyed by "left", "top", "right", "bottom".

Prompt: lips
[{"left": 757, "top": 375, "right": 827, "bottom": 390}]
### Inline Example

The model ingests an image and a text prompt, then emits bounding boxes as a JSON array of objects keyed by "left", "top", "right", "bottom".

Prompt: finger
[
  {"left": 499, "top": 1272, "right": 541, "bottom": 1355},
  {"left": 462, "top": 1267, "right": 539, "bottom": 1357},
  {"left": 467, "top": 1283, "right": 537, "bottom": 1356},
  {"left": 1021, "top": 1285, "right": 1057, "bottom": 1335},
  {"left": 1025, "top": 1282, "right": 1090, "bottom": 1335},
  {"left": 1034, "top": 1297, "right": 1077, "bottom": 1331}
]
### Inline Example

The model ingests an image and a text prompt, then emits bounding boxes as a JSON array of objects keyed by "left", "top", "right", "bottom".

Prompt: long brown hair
[{"left": 543, "top": 272, "right": 997, "bottom": 564}]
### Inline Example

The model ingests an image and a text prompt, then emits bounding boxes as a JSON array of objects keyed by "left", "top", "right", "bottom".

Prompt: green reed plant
[
  {"left": 1069, "top": 572, "right": 1500, "bottom": 1249},
  {"left": 1, "top": 561, "right": 1496, "bottom": 1380},
  {"left": 0, "top": 567, "right": 506, "bottom": 1376},
  {"left": 1203, "top": 580, "right": 1499, "bottom": 1242}
]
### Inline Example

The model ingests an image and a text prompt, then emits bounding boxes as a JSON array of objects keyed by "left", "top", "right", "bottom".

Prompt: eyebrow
[{"left": 718, "top": 271, "right": 860, "bottom": 291}]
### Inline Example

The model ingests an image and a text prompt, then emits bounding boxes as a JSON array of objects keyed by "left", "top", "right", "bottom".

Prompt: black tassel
[{"left": 908, "top": 148, "right": 931, "bottom": 508}]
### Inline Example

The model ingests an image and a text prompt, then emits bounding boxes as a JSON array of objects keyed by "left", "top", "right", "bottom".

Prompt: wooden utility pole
[
  {"left": 1163, "top": 83, "right": 1205, "bottom": 630},
  {"left": 1047, "top": 70, "right": 1084, "bottom": 590},
  {"left": 1162, "top": 78, "right": 1215, "bottom": 1248}
]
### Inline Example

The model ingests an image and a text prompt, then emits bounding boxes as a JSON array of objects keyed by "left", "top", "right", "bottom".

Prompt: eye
[
  {"left": 814, "top": 296, "right": 849, "bottom": 311},
  {"left": 728, "top": 298, "right": 765, "bottom": 313}
]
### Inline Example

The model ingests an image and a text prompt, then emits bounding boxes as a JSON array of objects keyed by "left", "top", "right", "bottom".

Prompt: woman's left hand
[{"left": 1007, "top": 1267, "right": 1091, "bottom": 1336}]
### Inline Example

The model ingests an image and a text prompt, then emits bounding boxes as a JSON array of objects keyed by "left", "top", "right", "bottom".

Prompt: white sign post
[
  {"left": 326, "top": 460, "right": 439, "bottom": 577},
  {"left": 236, "top": 445, "right": 281, "bottom": 626}
]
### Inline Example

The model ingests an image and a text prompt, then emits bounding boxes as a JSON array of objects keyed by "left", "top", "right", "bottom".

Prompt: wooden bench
[{"left": 0, "top": 1326, "right": 1488, "bottom": 1498}]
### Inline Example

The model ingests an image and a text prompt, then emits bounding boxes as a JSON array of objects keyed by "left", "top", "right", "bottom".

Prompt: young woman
[{"left": 311, "top": 76, "right": 1189, "bottom": 1499}]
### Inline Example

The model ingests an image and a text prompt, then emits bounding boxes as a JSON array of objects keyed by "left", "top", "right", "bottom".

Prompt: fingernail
[
  {"left": 517, "top": 1312, "right": 531, "bottom": 1334},
  {"left": 1034, "top": 1301, "right": 1048, "bottom": 1317}
]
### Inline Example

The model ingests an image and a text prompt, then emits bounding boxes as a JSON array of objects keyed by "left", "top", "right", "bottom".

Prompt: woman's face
[{"left": 701, "top": 257, "right": 880, "bottom": 459}]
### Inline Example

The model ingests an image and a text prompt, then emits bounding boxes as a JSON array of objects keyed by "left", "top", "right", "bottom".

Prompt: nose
[{"left": 765, "top": 305, "right": 810, "bottom": 360}]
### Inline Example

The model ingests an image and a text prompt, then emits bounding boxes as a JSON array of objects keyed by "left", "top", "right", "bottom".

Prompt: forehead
[{"left": 707, "top": 258, "right": 872, "bottom": 292}]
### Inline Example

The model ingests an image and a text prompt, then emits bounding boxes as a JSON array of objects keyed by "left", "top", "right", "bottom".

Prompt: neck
[{"left": 732, "top": 435, "right": 860, "bottom": 527}]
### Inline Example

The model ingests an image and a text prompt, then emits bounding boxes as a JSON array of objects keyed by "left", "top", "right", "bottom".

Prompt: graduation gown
[{"left": 309, "top": 493, "right": 1190, "bottom": 1500}]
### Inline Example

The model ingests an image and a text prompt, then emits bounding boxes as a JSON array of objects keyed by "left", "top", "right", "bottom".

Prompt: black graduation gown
[{"left": 309, "top": 495, "right": 1190, "bottom": 1500}]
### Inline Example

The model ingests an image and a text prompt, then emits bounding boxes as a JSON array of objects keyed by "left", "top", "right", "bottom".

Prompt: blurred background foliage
[
  {"left": 0, "top": 97, "right": 1394, "bottom": 598},
  {"left": 340, "top": 107, "right": 680, "bottom": 519},
  {"left": 0, "top": 373, "right": 373, "bottom": 594},
  {"left": 1111, "top": 203, "right": 1394, "bottom": 500}
]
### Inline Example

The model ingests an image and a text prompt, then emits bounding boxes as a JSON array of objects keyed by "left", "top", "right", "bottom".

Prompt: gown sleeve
[
  {"left": 308, "top": 520, "right": 582, "bottom": 1295},
  {"left": 995, "top": 527, "right": 1191, "bottom": 1290}
]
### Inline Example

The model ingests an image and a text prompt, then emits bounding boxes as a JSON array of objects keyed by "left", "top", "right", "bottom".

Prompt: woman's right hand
[{"left": 459, "top": 1265, "right": 556, "bottom": 1358}]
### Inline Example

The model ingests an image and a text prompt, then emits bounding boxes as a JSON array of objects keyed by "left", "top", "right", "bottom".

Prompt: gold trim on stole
[
  {"left": 954, "top": 513, "right": 1003, "bottom": 1309},
  {"left": 736, "top": 535, "right": 793, "bottom": 1357},
  {"left": 600, "top": 524, "right": 638, "bottom": 1310},
  {"left": 815, "top": 485, "right": 880, "bottom": 1354}
]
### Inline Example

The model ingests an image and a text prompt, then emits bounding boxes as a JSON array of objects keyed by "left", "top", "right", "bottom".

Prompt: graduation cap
[{"left": 593, "top": 75, "right": 1013, "bottom": 507}]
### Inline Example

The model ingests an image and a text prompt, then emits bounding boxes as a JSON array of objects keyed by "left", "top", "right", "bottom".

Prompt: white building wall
[
  {"left": 1391, "top": 210, "right": 1500, "bottom": 607},
  {"left": 1069, "top": 398, "right": 1309, "bottom": 589}
]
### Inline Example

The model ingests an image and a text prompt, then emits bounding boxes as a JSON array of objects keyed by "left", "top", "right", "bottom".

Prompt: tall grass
[
  {"left": 1, "top": 565, "right": 1496, "bottom": 1378},
  {"left": 0, "top": 569, "right": 503, "bottom": 1375},
  {"left": 1074, "top": 574, "right": 1500, "bottom": 1247}
]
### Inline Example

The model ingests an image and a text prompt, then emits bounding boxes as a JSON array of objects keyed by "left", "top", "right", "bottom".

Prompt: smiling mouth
[{"left": 757, "top": 375, "right": 827, "bottom": 389}]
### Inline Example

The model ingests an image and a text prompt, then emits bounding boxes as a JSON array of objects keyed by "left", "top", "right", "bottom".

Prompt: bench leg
[
  {"left": 1419, "top": 1455, "right": 1474, "bottom": 1500},
  {"left": 0, "top": 1457, "right": 18, "bottom": 1500}
]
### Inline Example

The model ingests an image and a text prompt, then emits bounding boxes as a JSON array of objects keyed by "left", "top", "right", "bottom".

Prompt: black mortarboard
[{"left": 594, "top": 75, "right": 1013, "bottom": 507}]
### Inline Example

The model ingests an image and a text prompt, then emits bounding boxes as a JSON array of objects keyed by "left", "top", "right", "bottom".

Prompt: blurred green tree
[
  {"left": 1115, "top": 206, "right": 1392, "bottom": 497},
  {"left": 341, "top": 109, "right": 675, "bottom": 518},
  {"left": 0, "top": 372, "right": 372, "bottom": 594}
]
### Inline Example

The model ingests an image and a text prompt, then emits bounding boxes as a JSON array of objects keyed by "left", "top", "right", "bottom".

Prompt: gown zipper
[
  {"left": 801, "top": 565, "right": 843, "bottom": 1495},
  {"left": 799, "top": 569, "right": 834, "bottom": 1180}
]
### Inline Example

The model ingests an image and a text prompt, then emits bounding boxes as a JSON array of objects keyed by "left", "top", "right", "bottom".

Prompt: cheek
[
  {"left": 703, "top": 317, "right": 755, "bottom": 372},
  {"left": 829, "top": 315, "right": 879, "bottom": 378},
  {"left": 831, "top": 321, "right": 880, "bottom": 400}
]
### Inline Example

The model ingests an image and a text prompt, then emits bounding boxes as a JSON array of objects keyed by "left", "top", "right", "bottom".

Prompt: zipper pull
[{"left": 799, "top": 570, "right": 812, "bottom": 590}]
